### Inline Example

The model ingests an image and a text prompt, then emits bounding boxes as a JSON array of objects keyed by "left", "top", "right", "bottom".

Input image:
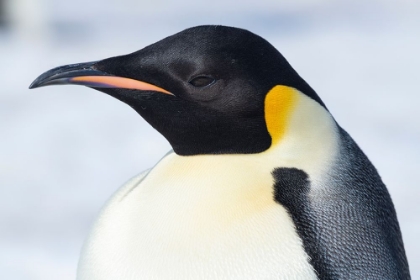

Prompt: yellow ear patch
[{"left": 264, "top": 85, "right": 298, "bottom": 146}]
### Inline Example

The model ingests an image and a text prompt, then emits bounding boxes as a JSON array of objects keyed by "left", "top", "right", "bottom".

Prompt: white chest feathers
[
  {"left": 77, "top": 153, "right": 318, "bottom": 280},
  {"left": 77, "top": 92, "right": 340, "bottom": 280}
]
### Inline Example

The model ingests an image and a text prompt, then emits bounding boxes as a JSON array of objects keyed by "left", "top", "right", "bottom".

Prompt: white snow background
[{"left": 0, "top": 0, "right": 419, "bottom": 279}]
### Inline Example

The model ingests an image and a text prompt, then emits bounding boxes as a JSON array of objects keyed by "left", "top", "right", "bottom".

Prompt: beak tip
[
  {"left": 29, "top": 78, "right": 43, "bottom": 89},
  {"left": 28, "top": 82, "right": 37, "bottom": 89},
  {"left": 28, "top": 61, "right": 99, "bottom": 91}
]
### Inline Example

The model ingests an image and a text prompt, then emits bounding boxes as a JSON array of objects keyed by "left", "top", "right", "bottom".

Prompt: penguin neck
[
  {"left": 161, "top": 89, "right": 339, "bottom": 185},
  {"left": 264, "top": 88, "right": 340, "bottom": 182},
  {"left": 150, "top": 89, "right": 339, "bottom": 188}
]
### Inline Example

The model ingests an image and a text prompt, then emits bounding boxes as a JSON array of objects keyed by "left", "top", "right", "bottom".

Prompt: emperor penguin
[{"left": 30, "top": 25, "right": 410, "bottom": 279}]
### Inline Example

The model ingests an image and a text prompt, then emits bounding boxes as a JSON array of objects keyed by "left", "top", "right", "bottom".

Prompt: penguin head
[{"left": 30, "top": 25, "right": 324, "bottom": 155}]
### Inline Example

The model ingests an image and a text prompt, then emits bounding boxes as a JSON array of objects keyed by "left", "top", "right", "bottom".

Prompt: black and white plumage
[{"left": 30, "top": 25, "right": 410, "bottom": 279}]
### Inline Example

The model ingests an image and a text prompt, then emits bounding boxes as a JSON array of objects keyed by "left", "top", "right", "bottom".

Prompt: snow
[{"left": 1, "top": 1, "right": 419, "bottom": 279}]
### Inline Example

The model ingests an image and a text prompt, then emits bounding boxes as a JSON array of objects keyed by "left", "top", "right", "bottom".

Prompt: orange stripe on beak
[{"left": 70, "top": 76, "right": 172, "bottom": 95}]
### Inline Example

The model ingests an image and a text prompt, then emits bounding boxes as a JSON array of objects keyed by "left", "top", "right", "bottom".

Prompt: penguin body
[
  {"left": 30, "top": 26, "right": 410, "bottom": 279},
  {"left": 77, "top": 87, "right": 336, "bottom": 280}
]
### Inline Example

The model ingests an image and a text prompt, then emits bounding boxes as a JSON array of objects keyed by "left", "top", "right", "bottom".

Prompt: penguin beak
[{"left": 29, "top": 61, "right": 171, "bottom": 95}]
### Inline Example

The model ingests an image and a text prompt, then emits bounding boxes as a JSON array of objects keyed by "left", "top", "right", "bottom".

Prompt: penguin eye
[{"left": 188, "top": 75, "right": 216, "bottom": 88}]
